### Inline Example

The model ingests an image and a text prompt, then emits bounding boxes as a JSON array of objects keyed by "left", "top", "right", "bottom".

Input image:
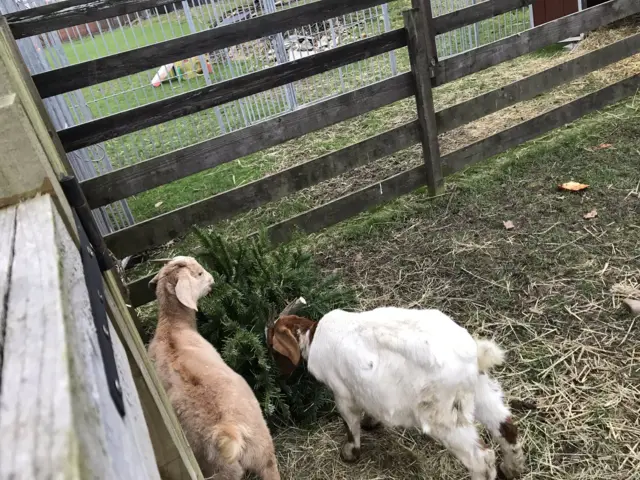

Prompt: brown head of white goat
[
  {"left": 267, "top": 306, "right": 525, "bottom": 480},
  {"left": 148, "top": 256, "right": 280, "bottom": 480}
]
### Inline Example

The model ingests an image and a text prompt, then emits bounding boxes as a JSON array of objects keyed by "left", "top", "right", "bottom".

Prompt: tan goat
[{"left": 148, "top": 256, "right": 280, "bottom": 480}]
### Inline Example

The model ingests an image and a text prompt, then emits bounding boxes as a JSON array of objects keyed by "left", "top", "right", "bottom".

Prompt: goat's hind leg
[
  {"left": 336, "top": 397, "right": 362, "bottom": 462},
  {"left": 474, "top": 374, "right": 525, "bottom": 479}
]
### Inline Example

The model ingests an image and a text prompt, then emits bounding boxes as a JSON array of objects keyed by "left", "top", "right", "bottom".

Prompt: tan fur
[{"left": 148, "top": 257, "right": 280, "bottom": 480}]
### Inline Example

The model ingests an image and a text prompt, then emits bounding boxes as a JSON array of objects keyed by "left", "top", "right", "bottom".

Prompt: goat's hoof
[
  {"left": 472, "top": 448, "right": 497, "bottom": 480},
  {"left": 498, "top": 461, "right": 524, "bottom": 479},
  {"left": 498, "top": 443, "right": 525, "bottom": 479},
  {"left": 340, "top": 442, "right": 361, "bottom": 463},
  {"left": 361, "top": 414, "right": 381, "bottom": 431}
]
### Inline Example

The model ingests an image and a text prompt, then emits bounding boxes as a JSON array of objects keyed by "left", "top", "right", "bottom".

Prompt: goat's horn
[{"left": 265, "top": 297, "right": 307, "bottom": 330}]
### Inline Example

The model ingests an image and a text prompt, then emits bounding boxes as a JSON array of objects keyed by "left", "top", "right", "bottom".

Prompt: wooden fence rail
[
  {"left": 260, "top": 74, "right": 640, "bottom": 245},
  {"left": 103, "top": 27, "right": 640, "bottom": 258},
  {"left": 6, "top": 0, "right": 180, "bottom": 39},
  {"left": 127, "top": 70, "right": 640, "bottom": 307},
  {"left": 74, "top": 0, "right": 639, "bottom": 209},
  {"left": 433, "top": 0, "right": 639, "bottom": 86},
  {"left": 82, "top": 73, "right": 415, "bottom": 208},
  {"left": 58, "top": 29, "right": 407, "bottom": 152},
  {"left": 27, "top": 0, "right": 535, "bottom": 99}
]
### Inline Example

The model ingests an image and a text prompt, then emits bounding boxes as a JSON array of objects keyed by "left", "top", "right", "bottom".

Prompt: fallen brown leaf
[
  {"left": 583, "top": 209, "right": 598, "bottom": 220},
  {"left": 503, "top": 220, "right": 515, "bottom": 230},
  {"left": 559, "top": 181, "right": 589, "bottom": 192}
]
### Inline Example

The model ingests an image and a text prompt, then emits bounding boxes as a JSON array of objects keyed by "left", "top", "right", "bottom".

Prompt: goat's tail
[
  {"left": 214, "top": 423, "right": 246, "bottom": 464},
  {"left": 475, "top": 339, "right": 505, "bottom": 373}
]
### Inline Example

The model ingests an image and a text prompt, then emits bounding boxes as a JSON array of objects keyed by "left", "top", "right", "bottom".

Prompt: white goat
[
  {"left": 267, "top": 307, "right": 525, "bottom": 480},
  {"left": 148, "top": 256, "right": 280, "bottom": 480}
]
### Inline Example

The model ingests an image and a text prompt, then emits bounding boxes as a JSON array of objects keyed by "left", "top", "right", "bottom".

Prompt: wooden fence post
[{"left": 404, "top": 2, "right": 444, "bottom": 195}]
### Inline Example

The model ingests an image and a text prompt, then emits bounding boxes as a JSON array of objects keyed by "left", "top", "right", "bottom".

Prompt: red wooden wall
[{"left": 532, "top": 0, "right": 579, "bottom": 26}]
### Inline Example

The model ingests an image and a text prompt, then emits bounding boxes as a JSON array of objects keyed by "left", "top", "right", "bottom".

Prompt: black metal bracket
[{"left": 60, "top": 176, "right": 125, "bottom": 417}]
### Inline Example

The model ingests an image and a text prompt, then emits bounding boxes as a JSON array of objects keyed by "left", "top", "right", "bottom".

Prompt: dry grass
[{"left": 269, "top": 117, "right": 640, "bottom": 478}]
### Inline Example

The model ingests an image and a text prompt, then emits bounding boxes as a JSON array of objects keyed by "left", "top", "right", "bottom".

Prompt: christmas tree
[{"left": 193, "top": 230, "right": 356, "bottom": 427}]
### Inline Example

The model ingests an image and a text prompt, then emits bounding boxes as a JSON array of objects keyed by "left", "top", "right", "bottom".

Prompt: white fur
[{"left": 305, "top": 307, "right": 524, "bottom": 480}]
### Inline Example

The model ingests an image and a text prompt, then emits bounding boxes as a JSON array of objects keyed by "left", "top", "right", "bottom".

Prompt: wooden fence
[{"left": 5, "top": 0, "right": 640, "bottom": 311}]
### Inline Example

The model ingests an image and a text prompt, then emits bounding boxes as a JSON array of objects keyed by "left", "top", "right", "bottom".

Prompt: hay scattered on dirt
[{"left": 268, "top": 24, "right": 640, "bottom": 475}]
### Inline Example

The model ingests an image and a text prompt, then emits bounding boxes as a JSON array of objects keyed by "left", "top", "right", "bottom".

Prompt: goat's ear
[
  {"left": 272, "top": 325, "right": 300, "bottom": 367},
  {"left": 175, "top": 269, "right": 199, "bottom": 311}
]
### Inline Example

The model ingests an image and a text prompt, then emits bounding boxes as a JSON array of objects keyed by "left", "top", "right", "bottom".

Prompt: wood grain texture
[
  {"left": 435, "top": 0, "right": 640, "bottom": 86},
  {"left": 82, "top": 74, "right": 414, "bottom": 207},
  {"left": 441, "top": 74, "right": 640, "bottom": 176},
  {"left": 265, "top": 164, "right": 427, "bottom": 245},
  {"left": 0, "top": 195, "right": 84, "bottom": 480},
  {"left": 104, "top": 121, "right": 420, "bottom": 258},
  {"left": 52, "top": 201, "right": 160, "bottom": 480},
  {"left": 436, "top": 32, "right": 640, "bottom": 133},
  {"left": 6, "top": 0, "right": 180, "bottom": 40},
  {"left": 0, "top": 205, "right": 16, "bottom": 375},
  {"left": 405, "top": 6, "right": 443, "bottom": 195},
  {"left": 0, "top": 195, "right": 162, "bottom": 479},
  {"left": 34, "top": 1, "right": 397, "bottom": 99},
  {"left": 79, "top": 23, "right": 640, "bottom": 208},
  {"left": 29, "top": 0, "right": 522, "bottom": 98},
  {"left": 57, "top": 29, "right": 407, "bottom": 151}
]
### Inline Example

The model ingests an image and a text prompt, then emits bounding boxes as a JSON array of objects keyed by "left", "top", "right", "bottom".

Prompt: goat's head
[
  {"left": 266, "top": 314, "right": 317, "bottom": 375},
  {"left": 148, "top": 256, "right": 214, "bottom": 311}
]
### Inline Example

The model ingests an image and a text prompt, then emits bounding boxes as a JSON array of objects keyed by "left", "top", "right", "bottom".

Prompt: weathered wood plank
[
  {"left": 31, "top": 0, "right": 528, "bottom": 98},
  {"left": 265, "top": 164, "right": 427, "bottom": 245},
  {"left": 440, "top": 73, "right": 640, "bottom": 175},
  {"left": 434, "top": 0, "right": 535, "bottom": 35},
  {"left": 58, "top": 29, "right": 407, "bottom": 151},
  {"left": 0, "top": 205, "right": 17, "bottom": 376},
  {"left": 436, "top": 32, "right": 640, "bottom": 133},
  {"left": 82, "top": 74, "right": 414, "bottom": 207},
  {"left": 405, "top": 6, "right": 444, "bottom": 196},
  {"left": 435, "top": 0, "right": 640, "bottom": 86},
  {"left": 0, "top": 195, "right": 164, "bottom": 479},
  {"left": 0, "top": 195, "right": 83, "bottom": 479},
  {"left": 53, "top": 201, "right": 161, "bottom": 480},
  {"left": 6, "top": 0, "right": 180, "bottom": 40},
  {"left": 33, "top": 0, "right": 390, "bottom": 96},
  {"left": 104, "top": 121, "right": 420, "bottom": 258}
]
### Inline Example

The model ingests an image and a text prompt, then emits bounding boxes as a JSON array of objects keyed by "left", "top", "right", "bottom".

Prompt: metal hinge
[{"left": 60, "top": 176, "right": 125, "bottom": 417}]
